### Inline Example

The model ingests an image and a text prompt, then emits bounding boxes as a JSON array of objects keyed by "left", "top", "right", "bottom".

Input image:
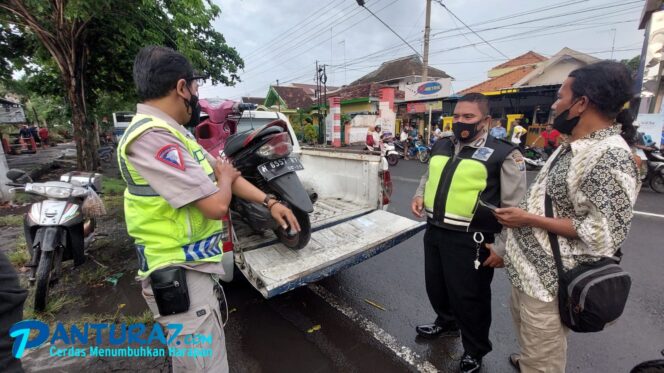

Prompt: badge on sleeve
[
  {"left": 512, "top": 152, "right": 526, "bottom": 172},
  {"left": 155, "top": 144, "right": 186, "bottom": 171},
  {"left": 471, "top": 147, "right": 494, "bottom": 161}
]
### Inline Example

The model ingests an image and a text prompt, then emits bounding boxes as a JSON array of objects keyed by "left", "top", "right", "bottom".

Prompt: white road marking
[
  {"left": 308, "top": 284, "right": 438, "bottom": 373},
  {"left": 633, "top": 210, "right": 664, "bottom": 219}
]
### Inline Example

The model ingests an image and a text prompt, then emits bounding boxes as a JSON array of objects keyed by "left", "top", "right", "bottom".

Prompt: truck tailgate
[{"left": 236, "top": 210, "right": 425, "bottom": 298}]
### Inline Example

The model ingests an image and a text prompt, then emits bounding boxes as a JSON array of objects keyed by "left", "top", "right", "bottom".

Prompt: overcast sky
[{"left": 199, "top": 0, "right": 646, "bottom": 100}]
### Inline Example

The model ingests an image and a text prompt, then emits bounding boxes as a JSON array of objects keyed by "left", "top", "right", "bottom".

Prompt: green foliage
[
  {"left": 1, "top": 0, "right": 244, "bottom": 169},
  {"left": 102, "top": 177, "right": 126, "bottom": 196},
  {"left": 0, "top": 214, "right": 23, "bottom": 227},
  {"left": 9, "top": 236, "right": 29, "bottom": 267},
  {"left": 303, "top": 124, "right": 318, "bottom": 144},
  {"left": 620, "top": 55, "right": 640, "bottom": 73}
]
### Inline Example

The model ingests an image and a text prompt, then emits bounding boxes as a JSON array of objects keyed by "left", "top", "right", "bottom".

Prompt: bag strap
[{"left": 543, "top": 152, "right": 566, "bottom": 281}]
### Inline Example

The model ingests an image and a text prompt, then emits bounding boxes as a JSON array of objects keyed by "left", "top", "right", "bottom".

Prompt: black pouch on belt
[{"left": 150, "top": 267, "right": 190, "bottom": 315}]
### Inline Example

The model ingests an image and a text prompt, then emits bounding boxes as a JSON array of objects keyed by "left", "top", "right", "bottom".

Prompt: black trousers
[
  {"left": 0, "top": 251, "right": 27, "bottom": 372},
  {"left": 424, "top": 224, "right": 494, "bottom": 358}
]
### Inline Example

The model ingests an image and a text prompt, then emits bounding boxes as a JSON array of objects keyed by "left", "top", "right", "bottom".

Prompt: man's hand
[
  {"left": 270, "top": 202, "right": 301, "bottom": 232},
  {"left": 411, "top": 196, "right": 424, "bottom": 218},
  {"left": 214, "top": 158, "right": 241, "bottom": 184},
  {"left": 482, "top": 243, "right": 504, "bottom": 268},
  {"left": 494, "top": 207, "right": 532, "bottom": 228}
]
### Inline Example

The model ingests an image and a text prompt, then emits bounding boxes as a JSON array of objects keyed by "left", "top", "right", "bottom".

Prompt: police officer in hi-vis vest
[
  {"left": 119, "top": 46, "right": 300, "bottom": 372},
  {"left": 411, "top": 93, "right": 527, "bottom": 373}
]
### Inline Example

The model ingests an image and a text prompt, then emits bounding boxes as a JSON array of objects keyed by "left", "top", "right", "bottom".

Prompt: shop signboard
[
  {"left": 635, "top": 113, "right": 664, "bottom": 147},
  {"left": 406, "top": 101, "right": 442, "bottom": 113},
  {"left": 404, "top": 78, "right": 452, "bottom": 101}
]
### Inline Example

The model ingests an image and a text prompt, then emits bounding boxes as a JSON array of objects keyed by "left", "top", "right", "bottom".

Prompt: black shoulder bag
[{"left": 544, "top": 154, "right": 631, "bottom": 333}]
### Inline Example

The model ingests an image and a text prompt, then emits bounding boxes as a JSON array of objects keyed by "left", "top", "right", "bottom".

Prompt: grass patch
[
  {"left": 12, "top": 192, "right": 39, "bottom": 205},
  {"left": 79, "top": 266, "right": 111, "bottom": 286},
  {"left": 103, "top": 177, "right": 126, "bottom": 196},
  {"left": 8, "top": 237, "right": 29, "bottom": 267},
  {"left": 0, "top": 214, "right": 24, "bottom": 227},
  {"left": 23, "top": 292, "right": 81, "bottom": 321}
]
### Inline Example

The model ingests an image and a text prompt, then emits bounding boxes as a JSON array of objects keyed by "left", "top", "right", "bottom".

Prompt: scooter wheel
[
  {"left": 387, "top": 154, "right": 399, "bottom": 166},
  {"left": 418, "top": 150, "right": 430, "bottom": 163},
  {"left": 651, "top": 174, "right": 664, "bottom": 193},
  {"left": 275, "top": 207, "right": 311, "bottom": 250},
  {"left": 34, "top": 250, "right": 54, "bottom": 312}
]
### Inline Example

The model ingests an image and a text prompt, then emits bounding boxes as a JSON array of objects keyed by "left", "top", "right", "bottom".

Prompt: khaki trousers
[
  {"left": 510, "top": 287, "right": 569, "bottom": 373},
  {"left": 143, "top": 270, "right": 229, "bottom": 373}
]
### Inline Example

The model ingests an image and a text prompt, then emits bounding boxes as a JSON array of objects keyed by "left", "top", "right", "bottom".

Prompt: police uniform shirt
[
  {"left": 414, "top": 130, "right": 527, "bottom": 254},
  {"left": 125, "top": 104, "right": 226, "bottom": 279}
]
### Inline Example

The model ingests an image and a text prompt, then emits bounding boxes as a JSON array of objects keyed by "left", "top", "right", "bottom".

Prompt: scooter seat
[{"left": 224, "top": 126, "right": 283, "bottom": 157}]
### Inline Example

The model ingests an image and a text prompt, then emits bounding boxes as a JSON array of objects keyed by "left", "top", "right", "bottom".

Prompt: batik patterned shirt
[{"left": 504, "top": 125, "right": 639, "bottom": 302}]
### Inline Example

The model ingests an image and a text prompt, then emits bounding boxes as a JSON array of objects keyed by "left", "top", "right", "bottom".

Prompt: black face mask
[
  {"left": 184, "top": 86, "right": 201, "bottom": 128},
  {"left": 453, "top": 120, "right": 482, "bottom": 141},
  {"left": 552, "top": 99, "right": 581, "bottom": 135}
]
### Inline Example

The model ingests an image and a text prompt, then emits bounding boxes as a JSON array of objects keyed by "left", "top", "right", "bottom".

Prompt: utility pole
[
  {"left": 422, "top": 0, "right": 432, "bottom": 82},
  {"left": 610, "top": 28, "right": 617, "bottom": 60}
]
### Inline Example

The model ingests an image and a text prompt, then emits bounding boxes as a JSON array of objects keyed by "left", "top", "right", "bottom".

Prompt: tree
[
  {"left": 0, "top": 0, "right": 243, "bottom": 170},
  {"left": 620, "top": 55, "right": 640, "bottom": 74}
]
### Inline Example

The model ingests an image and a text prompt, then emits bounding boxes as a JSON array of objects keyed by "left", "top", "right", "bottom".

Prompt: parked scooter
[
  {"left": 523, "top": 146, "right": 547, "bottom": 170},
  {"left": 5, "top": 170, "right": 103, "bottom": 311},
  {"left": 393, "top": 139, "right": 430, "bottom": 163},
  {"left": 222, "top": 120, "right": 314, "bottom": 250},
  {"left": 640, "top": 148, "right": 664, "bottom": 193},
  {"left": 98, "top": 146, "right": 114, "bottom": 163}
]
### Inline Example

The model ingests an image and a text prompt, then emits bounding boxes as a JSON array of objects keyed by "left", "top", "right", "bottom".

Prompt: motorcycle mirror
[{"left": 6, "top": 169, "right": 32, "bottom": 183}]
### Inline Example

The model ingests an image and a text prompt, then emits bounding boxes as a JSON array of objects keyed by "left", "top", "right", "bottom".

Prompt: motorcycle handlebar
[{"left": 6, "top": 182, "right": 24, "bottom": 187}]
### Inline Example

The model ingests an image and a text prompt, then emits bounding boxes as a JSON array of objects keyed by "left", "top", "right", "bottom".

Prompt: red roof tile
[
  {"left": 459, "top": 66, "right": 537, "bottom": 95},
  {"left": 491, "top": 51, "right": 547, "bottom": 70}
]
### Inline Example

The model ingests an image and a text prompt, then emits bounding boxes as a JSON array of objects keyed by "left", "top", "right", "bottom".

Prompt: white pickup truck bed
[{"left": 232, "top": 146, "right": 424, "bottom": 298}]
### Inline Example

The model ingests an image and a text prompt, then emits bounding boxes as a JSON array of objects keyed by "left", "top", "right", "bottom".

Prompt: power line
[
  {"left": 242, "top": 0, "right": 346, "bottom": 60},
  {"left": 336, "top": 3, "right": 641, "bottom": 71},
  {"left": 433, "top": 0, "right": 510, "bottom": 59},
  {"left": 355, "top": 0, "right": 422, "bottom": 57}
]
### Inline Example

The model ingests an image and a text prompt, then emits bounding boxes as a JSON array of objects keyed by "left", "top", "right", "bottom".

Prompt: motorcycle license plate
[{"left": 258, "top": 158, "right": 304, "bottom": 181}]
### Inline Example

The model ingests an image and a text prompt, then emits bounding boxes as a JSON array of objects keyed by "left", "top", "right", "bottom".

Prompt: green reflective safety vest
[
  {"left": 117, "top": 114, "right": 223, "bottom": 278},
  {"left": 423, "top": 136, "right": 516, "bottom": 233}
]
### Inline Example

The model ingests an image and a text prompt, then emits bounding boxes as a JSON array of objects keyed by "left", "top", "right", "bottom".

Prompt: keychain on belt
[{"left": 473, "top": 232, "right": 484, "bottom": 270}]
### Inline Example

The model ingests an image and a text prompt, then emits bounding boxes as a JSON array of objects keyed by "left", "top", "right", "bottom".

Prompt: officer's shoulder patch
[
  {"left": 511, "top": 151, "right": 526, "bottom": 171},
  {"left": 155, "top": 144, "right": 186, "bottom": 171}
]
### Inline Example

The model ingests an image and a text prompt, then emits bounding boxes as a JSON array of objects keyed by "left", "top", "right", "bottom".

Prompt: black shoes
[
  {"left": 460, "top": 353, "right": 482, "bottom": 373},
  {"left": 415, "top": 322, "right": 461, "bottom": 338}
]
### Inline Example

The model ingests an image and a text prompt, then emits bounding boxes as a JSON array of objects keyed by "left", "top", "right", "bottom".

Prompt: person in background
[
  {"left": 535, "top": 124, "right": 561, "bottom": 155},
  {"left": 402, "top": 125, "right": 412, "bottom": 160},
  {"left": 510, "top": 120, "right": 527, "bottom": 147},
  {"left": 495, "top": 61, "right": 639, "bottom": 373},
  {"left": 38, "top": 125, "right": 49, "bottom": 147},
  {"left": 17, "top": 125, "right": 30, "bottom": 141},
  {"left": 29, "top": 124, "right": 40, "bottom": 145},
  {"left": 441, "top": 123, "right": 454, "bottom": 138},
  {"left": 489, "top": 119, "right": 507, "bottom": 140}
]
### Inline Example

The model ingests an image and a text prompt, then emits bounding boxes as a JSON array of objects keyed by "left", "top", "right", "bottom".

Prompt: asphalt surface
[{"left": 222, "top": 159, "right": 664, "bottom": 373}]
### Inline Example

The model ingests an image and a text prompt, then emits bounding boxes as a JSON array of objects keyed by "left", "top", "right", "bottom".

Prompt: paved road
[{"left": 225, "top": 159, "right": 664, "bottom": 372}]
